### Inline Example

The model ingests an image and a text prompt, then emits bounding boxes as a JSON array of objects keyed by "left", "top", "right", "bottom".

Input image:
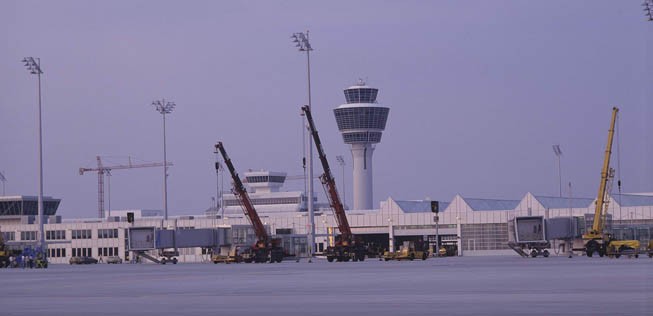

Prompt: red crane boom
[
  {"left": 301, "top": 105, "right": 353, "bottom": 242},
  {"left": 214, "top": 142, "right": 269, "bottom": 243}
]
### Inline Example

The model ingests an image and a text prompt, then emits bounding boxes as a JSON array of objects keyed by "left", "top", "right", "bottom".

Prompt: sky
[{"left": 1, "top": 1, "right": 651, "bottom": 219}]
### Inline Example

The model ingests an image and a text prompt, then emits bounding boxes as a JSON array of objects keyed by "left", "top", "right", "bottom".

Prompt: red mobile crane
[
  {"left": 214, "top": 142, "right": 284, "bottom": 263},
  {"left": 302, "top": 105, "right": 367, "bottom": 262}
]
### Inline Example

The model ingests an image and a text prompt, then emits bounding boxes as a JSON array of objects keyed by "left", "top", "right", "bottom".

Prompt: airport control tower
[{"left": 334, "top": 80, "right": 389, "bottom": 210}]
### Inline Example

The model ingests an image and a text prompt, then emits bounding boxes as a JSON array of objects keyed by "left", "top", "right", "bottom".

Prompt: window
[
  {"left": 2, "top": 231, "right": 15, "bottom": 241},
  {"left": 72, "top": 229, "right": 92, "bottom": 239},
  {"left": 46, "top": 230, "right": 66, "bottom": 240},
  {"left": 224, "top": 197, "right": 302, "bottom": 207},
  {"left": 334, "top": 107, "right": 389, "bottom": 131},
  {"left": 20, "top": 231, "right": 37, "bottom": 241},
  {"left": 344, "top": 88, "right": 378, "bottom": 103},
  {"left": 98, "top": 228, "right": 119, "bottom": 239}
]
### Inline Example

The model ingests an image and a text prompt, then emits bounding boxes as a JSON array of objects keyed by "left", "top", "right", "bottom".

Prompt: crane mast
[
  {"left": 584, "top": 107, "right": 618, "bottom": 240},
  {"left": 79, "top": 156, "right": 172, "bottom": 218},
  {"left": 581, "top": 107, "right": 639, "bottom": 258},
  {"left": 214, "top": 142, "right": 269, "bottom": 244},
  {"left": 301, "top": 105, "right": 353, "bottom": 242}
]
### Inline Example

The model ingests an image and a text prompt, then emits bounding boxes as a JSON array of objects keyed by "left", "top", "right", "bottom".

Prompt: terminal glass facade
[{"left": 461, "top": 223, "right": 509, "bottom": 251}]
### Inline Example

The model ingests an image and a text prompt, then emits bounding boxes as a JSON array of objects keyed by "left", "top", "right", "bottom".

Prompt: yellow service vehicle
[
  {"left": 647, "top": 240, "right": 653, "bottom": 258},
  {"left": 212, "top": 244, "right": 253, "bottom": 264},
  {"left": 383, "top": 241, "right": 429, "bottom": 261},
  {"left": 606, "top": 239, "right": 640, "bottom": 258}
]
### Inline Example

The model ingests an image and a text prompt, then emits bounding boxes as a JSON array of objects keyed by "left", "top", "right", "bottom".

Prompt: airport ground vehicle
[
  {"left": 212, "top": 244, "right": 253, "bottom": 264},
  {"left": 647, "top": 241, "right": 653, "bottom": 258},
  {"left": 70, "top": 256, "right": 98, "bottom": 264},
  {"left": 302, "top": 105, "right": 367, "bottom": 262},
  {"left": 215, "top": 142, "right": 284, "bottom": 263},
  {"left": 582, "top": 107, "right": 640, "bottom": 258},
  {"left": 383, "top": 241, "right": 429, "bottom": 261},
  {"left": 106, "top": 256, "right": 123, "bottom": 264}
]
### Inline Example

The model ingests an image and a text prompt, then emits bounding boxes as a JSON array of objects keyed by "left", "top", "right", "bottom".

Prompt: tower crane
[
  {"left": 214, "top": 142, "right": 284, "bottom": 263},
  {"left": 302, "top": 105, "right": 367, "bottom": 262},
  {"left": 582, "top": 107, "right": 640, "bottom": 258},
  {"left": 79, "top": 156, "right": 172, "bottom": 218}
]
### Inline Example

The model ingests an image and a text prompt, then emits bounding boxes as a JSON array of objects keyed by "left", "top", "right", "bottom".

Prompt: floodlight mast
[
  {"left": 0, "top": 171, "right": 6, "bottom": 196},
  {"left": 21, "top": 57, "right": 46, "bottom": 253},
  {"left": 153, "top": 99, "right": 176, "bottom": 220},
  {"left": 644, "top": 1, "right": 653, "bottom": 21},
  {"left": 291, "top": 31, "right": 316, "bottom": 260},
  {"left": 336, "top": 155, "right": 346, "bottom": 206},
  {"left": 552, "top": 145, "right": 563, "bottom": 197}
]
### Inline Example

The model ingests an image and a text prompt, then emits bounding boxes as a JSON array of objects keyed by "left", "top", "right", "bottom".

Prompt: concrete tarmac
[{"left": 1, "top": 255, "right": 651, "bottom": 316}]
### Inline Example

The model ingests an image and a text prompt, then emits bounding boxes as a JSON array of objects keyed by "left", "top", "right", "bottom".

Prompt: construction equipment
[
  {"left": 212, "top": 244, "right": 253, "bottom": 264},
  {"left": 79, "top": 156, "right": 172, "bottom": 218},
  {"left": 383, "top": 241, "right": 429, "bottom": 261},
  {"left": 214, "top": 142, "right": 284, "bottom": 263},
  {"left": 301, "top": 105, "right": 367, "bottom": 262},
  {"left": 582, "top": 107, "right": 640, "bottom": 258}
]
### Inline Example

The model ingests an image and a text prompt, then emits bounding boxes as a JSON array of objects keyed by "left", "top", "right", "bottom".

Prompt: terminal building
[
  {"left": 2, "top": 82, "right": 652, "bottom": 264},
  {"left": 2, "top": 185, "right": 652, "bottom": 264}
]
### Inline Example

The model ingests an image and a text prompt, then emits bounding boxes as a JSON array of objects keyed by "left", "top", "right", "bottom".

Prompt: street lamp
[
  {"left": 335, "top": 155, "right": 346, "bottom": 207},
  {"left": 291, "top": 31, "right": 315, "bottom": 259},
  {"left": 552, "top": 144, "right": 563, "bottom": 197},
  {"left": 152, "top": 99, "right": 175, "bottom": 220},
  {"left": 21, "top": 56, "right": 46, "bottom": 253}
]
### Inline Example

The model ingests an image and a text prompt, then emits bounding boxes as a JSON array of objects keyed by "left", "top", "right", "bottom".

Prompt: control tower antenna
[{"left": 333, "top": 80, "right": 390, "bottom": 210}]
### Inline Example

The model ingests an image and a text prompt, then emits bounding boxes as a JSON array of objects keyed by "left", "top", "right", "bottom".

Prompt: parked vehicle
[
  {"left": 106, "top": 256, "right": 122, "bottom": 264},
  {"left": 383, "top": 241, "right": 429, "bottom": 261},
  {"left": 212, "top": 244, "right": 253, "bottom": 264},
  {"left": 69, "top": 256, "right": 98, "bottom": 264}
]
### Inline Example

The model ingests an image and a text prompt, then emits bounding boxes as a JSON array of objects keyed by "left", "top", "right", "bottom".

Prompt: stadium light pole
[
  {"left": 552, "top": 145, "right": 563, "bottom": 197},
  {"left": 292, "top": 31, "right": 315, "bottom": 261},
  {"left": 153, "top": 99, "right": 175, "bottom": 220},
  {"left": 21, "top": 57, "right": 46, "bottom": 252},
  {"left": 336, "top": 155, "right": 346, "bottom": 207}
]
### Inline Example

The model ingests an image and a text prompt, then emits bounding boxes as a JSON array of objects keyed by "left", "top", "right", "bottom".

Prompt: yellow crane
[{"left": 582, "top": 107, "right": 640, "bottom": 258}]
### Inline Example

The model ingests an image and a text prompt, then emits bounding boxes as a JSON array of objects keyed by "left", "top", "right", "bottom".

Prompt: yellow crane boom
[{"left": 584, "top": 107, "right": 618, "bottom": 239}]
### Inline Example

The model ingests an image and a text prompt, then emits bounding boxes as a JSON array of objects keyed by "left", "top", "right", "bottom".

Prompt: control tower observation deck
[{"left": 333, "top": 80, "right": 389, "bottom": 210}]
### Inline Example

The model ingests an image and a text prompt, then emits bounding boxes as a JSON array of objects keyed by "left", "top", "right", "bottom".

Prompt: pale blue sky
[{"left": 1, "top": 1, "right": 651, "bottom": 218}]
